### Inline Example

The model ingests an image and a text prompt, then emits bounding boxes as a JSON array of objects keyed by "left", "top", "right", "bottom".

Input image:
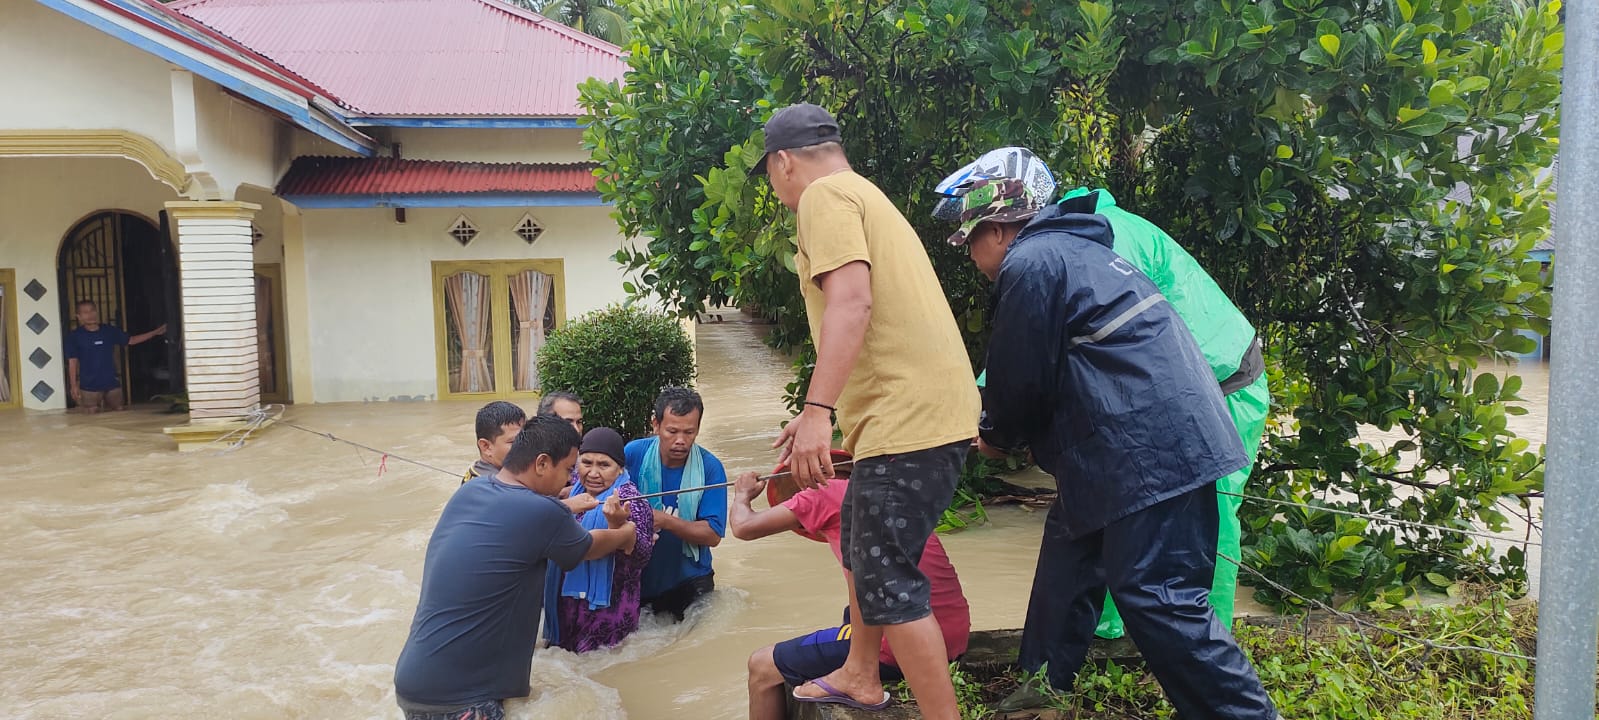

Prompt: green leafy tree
[
  {"left": 511, "top": 0, "right": 630, "bottom": 45},
  {"left": 581, "top": 0, "right": 1560, "bottom": 607},
  {"left": 537, "top": 305, "right": 695, "bottom": 439}
]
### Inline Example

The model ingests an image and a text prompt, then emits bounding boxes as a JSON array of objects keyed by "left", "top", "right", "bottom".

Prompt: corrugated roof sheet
[
  {"left": 170, "top": 0, "right": 626, "bottom": 116},
  {"left": 276, "top": 156, "right": 598, "bottom": 196}
]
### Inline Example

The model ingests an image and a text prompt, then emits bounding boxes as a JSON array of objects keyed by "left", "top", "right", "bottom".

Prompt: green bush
[
  {"left": 537, "top": 305, "right": 696, "bottom": 439},
  {"left": 583, "top": 0, "right": 1561, "bottom": 608}
]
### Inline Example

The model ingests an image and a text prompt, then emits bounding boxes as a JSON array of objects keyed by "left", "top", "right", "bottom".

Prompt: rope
[
  {"left": 279, "top": 420, "right": 460, "bottom": 478},
  {"left": 213, "top": 414, "right": 1540, "bottom": 549},
  {"left": 207, "top": 403, "right": 460, "bottom": 479},
  {"left": 206, "top": 414, "right": 1537, "bottom": 666},
  {"left": 1220, "top": 490, "right": 1542, "bottom": 547},
  {"left": 207, "top": 403, "right": 286, "bottom": 454},
  {"left": 625, "top": 461, "right": 857, "bottom": 503}
]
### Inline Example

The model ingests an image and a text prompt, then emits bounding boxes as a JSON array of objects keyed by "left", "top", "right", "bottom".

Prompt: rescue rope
[
  {"left": 210, "top": 404, "right": 461, "bottom": 479},
  {"left": 205, "top": 417, "right": 1538, "bottom": 666},
  {"left": 1218, "top": 490, "right": 1542, "bottom": 547}
]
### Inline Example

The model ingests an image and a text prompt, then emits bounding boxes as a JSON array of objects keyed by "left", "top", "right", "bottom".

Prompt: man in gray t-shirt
[{"left": 394, "top": 416, "right": 638, "bottom": 719}]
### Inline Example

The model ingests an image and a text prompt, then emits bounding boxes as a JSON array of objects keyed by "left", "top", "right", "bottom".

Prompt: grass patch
[{"left": 892, "top": 590, "right": 1571, "bottom": 719}]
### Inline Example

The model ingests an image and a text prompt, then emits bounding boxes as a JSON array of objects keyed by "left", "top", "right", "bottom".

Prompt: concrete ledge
[
  {"left": 162, "top": 416, "right": 275, "bottom": 452},
  {"left": 783, "top": 630, "right": 1147, "bottom": 720}
]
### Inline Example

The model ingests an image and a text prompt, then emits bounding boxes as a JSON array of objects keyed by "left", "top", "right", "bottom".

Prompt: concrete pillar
[
  {"left": 166, "top": 200, "right": 262, "bottom": 423},
  {"left": 280, "top": 200, "right": 315, "bottom": 404}
]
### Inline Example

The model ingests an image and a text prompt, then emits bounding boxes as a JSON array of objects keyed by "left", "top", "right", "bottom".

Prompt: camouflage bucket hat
[{"left": 945, "top": 176, "right": 1046, "bottom": 246}]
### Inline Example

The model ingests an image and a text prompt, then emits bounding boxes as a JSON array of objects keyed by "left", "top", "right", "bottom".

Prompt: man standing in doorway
[
  {"left": 754, "top": 103, "right": 980, "bottom": 720},
  {"left": 625, "top": 386, "right": 728, "bottom": 621},
  {"left": 65, "top": 299, "right": 165, "bottom": 413}
]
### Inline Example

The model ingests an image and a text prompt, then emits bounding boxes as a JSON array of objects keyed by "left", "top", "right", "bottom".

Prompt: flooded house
[{"left": 0, "top": 0, "right": 634, "bottom": 448}]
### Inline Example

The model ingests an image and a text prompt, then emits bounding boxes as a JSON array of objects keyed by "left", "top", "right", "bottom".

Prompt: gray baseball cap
[{"left": 751, "top": 103, "right": 842, "bottom": 175}]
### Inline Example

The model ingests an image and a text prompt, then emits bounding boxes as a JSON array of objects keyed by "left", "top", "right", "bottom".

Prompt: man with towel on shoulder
[{"left": 625, "top": 386, "right": 729, "bottom": 621}]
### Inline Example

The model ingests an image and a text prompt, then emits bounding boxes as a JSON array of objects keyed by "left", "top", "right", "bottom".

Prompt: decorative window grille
[
  {"left": 513, "top": 213, "right": 545, "bottom": 245},
  {"left": 448, "top": 216, "right": 479, "bottom": 246}
]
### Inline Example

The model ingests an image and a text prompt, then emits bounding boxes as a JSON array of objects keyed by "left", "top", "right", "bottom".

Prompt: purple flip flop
[{"left": 792, "top": 678, "right": 893, "bottom": 711}]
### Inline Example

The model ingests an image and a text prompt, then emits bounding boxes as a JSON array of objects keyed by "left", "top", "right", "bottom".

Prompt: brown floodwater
[{"left": 0, "top": 322, "right": 1549, "bottom": 718}]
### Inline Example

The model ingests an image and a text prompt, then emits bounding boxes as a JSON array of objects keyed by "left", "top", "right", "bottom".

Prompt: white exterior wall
[
  {"left": 287, "top": 131, "right": 357, "bottom": 161},
  {"left": 0, "top": 0, "right": 178, "bottom": 152},
  {"left": 0, "top": 158, "right": 181, "bottom": 410},
  {"left": 192, "top": 81, "right": 284, "bottom": 196},
  {"left": 299, "top": 205, "right": 634, "bottom": 402}
]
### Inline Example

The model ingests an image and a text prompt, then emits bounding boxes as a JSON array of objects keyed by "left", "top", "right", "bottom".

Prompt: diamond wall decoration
[
  {"left": 23, "top": 279, "right": 46, "bottom": 301},
  {"left": 447, "top": 215, "right": 479, "bottom": 246},
  {"left": 30, "top": 381, "right": 53, "bottom": 403},
  {"left": 514, "top": 213, "right": 545, "bottom": 245},
  {"left": 26, "top": 313, "right": 48, "bottom": 335},
  {"left": 28, "top": 347, "right": 50, "bottom": 369}
]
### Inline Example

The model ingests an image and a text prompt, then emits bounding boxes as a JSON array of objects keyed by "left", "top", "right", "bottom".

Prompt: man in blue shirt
[
  {"left": 394, "top": 415, "right": 638, "bottom": 720},
  {"left": 64, "top": 300, "right": 165, "bottom": 412},
  {"left": 625, "top": 387, "right": 728, "bottom": 621}
]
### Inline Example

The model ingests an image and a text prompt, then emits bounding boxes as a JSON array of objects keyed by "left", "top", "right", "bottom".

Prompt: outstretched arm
[
  {"left": 583, "top": 524, "right": 638, "bottom": 560},
  {"left": 619, "top": 483, "right": 656, "bottom": 558},
  {"left": 772, "top": 261, "right": 871, "bottom": 489},
  {"left": 654, "top": 511, "right": 724, "bottom": 547},
  {"left": 729, "top": 472, "right": 803, "bottom": 541},
  {"left": 129, "top": 324, "right": 167, "bottom": 346},
  {"left": 980, "top": 267, "right": 1056, "bottom": 453}
]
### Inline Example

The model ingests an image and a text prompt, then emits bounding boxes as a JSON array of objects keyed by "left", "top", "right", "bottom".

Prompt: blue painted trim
[
  {"left": 36, "top": 0, "right": 375, "bottom": 156},
  {"left": 1529, "top": 249, "right": 1554, "bottom": 263},
  {"left": 349, "top": 117, "right": 585, "bottom": 129},
  {"left": 283, "top": 192, "right": 607, "bottom": 208}
]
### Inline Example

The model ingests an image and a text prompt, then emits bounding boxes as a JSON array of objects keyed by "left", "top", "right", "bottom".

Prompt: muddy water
[
  {"left": 0, "top": 322, "right": 1047, "bottom": 719},
  {"left": 0, "top": 326, "right": 1551, "bottom": 718},
  {"left": 1356, "top": 359, "right": 1550, "bottom": 593}
]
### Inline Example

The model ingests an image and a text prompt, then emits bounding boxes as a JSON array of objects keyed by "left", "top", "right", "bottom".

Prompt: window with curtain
[
  {"left": 433, "top": 260, "right": 563, "bottom": 399},
  {"left": 509, "top": 269, "right": 554, "bottom": 393}
]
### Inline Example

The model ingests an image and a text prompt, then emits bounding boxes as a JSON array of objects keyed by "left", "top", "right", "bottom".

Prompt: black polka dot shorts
[{"left": 840, "top": 439, "right": 966, "bottom": 626}]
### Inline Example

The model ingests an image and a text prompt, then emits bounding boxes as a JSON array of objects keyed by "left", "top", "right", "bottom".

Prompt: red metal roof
[
  {"left": 169, "top": 0, "right": 626, "bottom": 117},
  {"left": 276, "top": 156, "right": 598, "bottom": 196}
]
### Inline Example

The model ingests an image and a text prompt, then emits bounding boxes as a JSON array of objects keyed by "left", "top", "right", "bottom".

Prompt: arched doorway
[{"left": 57, "top": 211, "right": 184, "bottom": 407}]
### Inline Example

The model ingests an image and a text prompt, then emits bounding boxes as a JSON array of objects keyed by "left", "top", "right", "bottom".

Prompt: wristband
[{"left": 803, "top": 400, "right": 836, "bottom": 414}]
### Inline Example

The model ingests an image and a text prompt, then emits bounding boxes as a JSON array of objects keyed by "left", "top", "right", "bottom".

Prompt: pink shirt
[{"left": 782, "top": 479, "right": 971, "bottom": 666}]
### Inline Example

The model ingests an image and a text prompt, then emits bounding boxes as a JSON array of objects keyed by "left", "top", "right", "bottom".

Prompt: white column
[{"left": 166, "top": 200, "right": 261, "bottom": 422}]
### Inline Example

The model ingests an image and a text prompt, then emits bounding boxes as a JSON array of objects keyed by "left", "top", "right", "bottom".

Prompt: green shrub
[{"left": 537, "top": 305, "right": 696, "bottom": 439}]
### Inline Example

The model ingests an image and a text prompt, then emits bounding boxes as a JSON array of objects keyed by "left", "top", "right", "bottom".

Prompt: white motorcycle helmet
[{"left": 931, "top": 146, "right": 1058, "bottom": 222}]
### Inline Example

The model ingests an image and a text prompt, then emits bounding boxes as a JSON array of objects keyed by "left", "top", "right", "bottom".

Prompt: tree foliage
[
  {"left": 511, "top": 0, "right": 630, "bottom": 45},
  {"left": 537, "top": 305, "right": 695, "bottom": 439},
  {"left": 579, "top": 0, "right": 1561, "bottom": 607}
]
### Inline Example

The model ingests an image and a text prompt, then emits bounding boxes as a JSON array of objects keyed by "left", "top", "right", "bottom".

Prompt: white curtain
[
  {"left": 510, "top": 269, "right": 552, "bottom": 392},
  {"left": 445, "top": 272, "right": 494, "bottom": 393},
  {"left": 0, "top": 286, "right": 10, "bottom": 404}
]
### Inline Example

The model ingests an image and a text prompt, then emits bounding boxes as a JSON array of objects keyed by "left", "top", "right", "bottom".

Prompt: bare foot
[{"left": 792, "top": 668, "right": 885, "bottom": 705}]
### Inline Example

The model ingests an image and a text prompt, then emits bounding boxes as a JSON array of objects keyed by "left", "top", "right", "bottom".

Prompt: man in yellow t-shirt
[{"left": 755, "top": 103, "right": 979, "bottom": 720}]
